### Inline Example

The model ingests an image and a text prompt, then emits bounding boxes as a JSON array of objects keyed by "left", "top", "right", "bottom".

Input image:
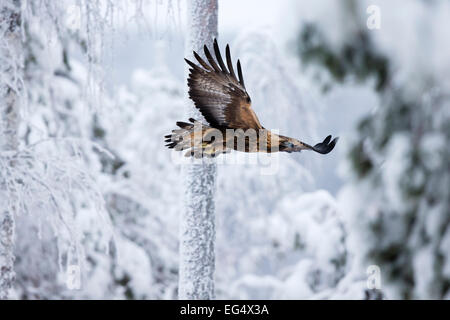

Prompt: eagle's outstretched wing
[{"left": 185, "top": 39, "right": 263, "bottom": 130}]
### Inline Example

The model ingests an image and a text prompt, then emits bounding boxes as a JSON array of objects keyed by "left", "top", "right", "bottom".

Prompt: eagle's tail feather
[{"left": 165, "top": 119, "right": 221, "bottom": 157}]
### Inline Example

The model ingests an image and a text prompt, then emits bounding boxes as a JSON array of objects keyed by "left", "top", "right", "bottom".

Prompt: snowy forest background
[{"left": 0, "top": 0, "right": 449, "bottom": 300}]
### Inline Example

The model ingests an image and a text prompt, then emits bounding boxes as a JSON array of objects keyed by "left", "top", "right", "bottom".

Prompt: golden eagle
[{"left": 165, "top": 39, "right": 338, "bottom": 158}]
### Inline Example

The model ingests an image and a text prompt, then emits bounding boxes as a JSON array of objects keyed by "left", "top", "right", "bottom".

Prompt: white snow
[{"left": 1, "top": 0, "right": 448, "bottom": 301}]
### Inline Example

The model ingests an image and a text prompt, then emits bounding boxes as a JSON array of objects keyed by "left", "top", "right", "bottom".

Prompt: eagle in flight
[{"left": 165, "top": 39, "right": 338, "bottom": 158}]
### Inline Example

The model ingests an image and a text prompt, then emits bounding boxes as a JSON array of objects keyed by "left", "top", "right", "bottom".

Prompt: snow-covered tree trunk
[
  {"left": 0, "top": 0, "right": 22, "bottom": 300},
  {"left": 179, "top": 0, "right": 218, "bottom": 300}
]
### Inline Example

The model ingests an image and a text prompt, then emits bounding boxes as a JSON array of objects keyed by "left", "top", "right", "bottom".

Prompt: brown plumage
[{"left": 165, "top": 39, "right": 338, "bottom": 158}]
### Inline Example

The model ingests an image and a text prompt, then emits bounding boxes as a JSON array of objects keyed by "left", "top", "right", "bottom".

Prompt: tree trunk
[
  {"left": 178, "top": 0, "right": 218, "bottom": 300},
  {"left": 0, "top": 0, "right": 22, "bottom": 300}
]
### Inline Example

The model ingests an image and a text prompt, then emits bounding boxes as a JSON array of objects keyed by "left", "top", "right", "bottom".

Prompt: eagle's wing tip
[{"left": 313, "top": 135, "right": 339, "bottom": 154}]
